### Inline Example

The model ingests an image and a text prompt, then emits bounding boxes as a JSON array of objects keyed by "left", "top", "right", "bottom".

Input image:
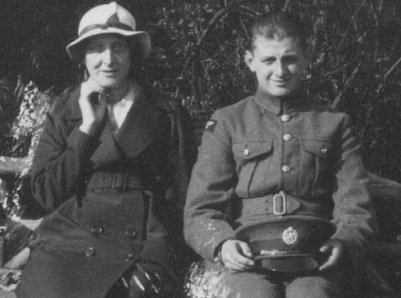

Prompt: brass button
[
  {"left": 281, "top": 114, "right": 290, "bottom": 122},
  {"left": 283, "top": 134, "right": 292, "bottom": 141},
  {"left": 84, "top": 246, "right": 96, "bottom": 257},
  {"left": 321, "top": 147, "right": 328, "bottom": 154},
  {"left": 90, "top": 226, "right": 104, "bottom": 235},
  {"left": 243, "top": 148, "right": 250, "bottom": 156},
  {"left": 282, "top": 165, "right": 291, "bottom": 173},
  {"left": 125, "top": 229, "right": 137, "bottom": 239}
]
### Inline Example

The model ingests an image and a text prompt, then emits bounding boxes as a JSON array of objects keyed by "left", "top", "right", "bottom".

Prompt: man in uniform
[{"left": 184, "top": 11, "right": 376, "bottom": 298}]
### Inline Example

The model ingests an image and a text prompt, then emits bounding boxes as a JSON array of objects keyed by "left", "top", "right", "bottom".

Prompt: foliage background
[
  {"left": 1, "top": 0, "right": 401, "bottom": 295},
  {"left": 1, "top": 0, "right": 401, "bottom": 206}
]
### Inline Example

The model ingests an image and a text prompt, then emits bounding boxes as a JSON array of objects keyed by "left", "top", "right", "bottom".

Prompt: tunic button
[
  {"left": 84, "top": 246, "right": 96, "bottom": 257},
  {"left": 90, "top": 226, "right": 104, "bottom": 235},
  {"left": 282, "top": 165, "right": 291, "bottom": 173},
  {"left": 281, "top": 114, "right": 290, "bottom": 122},
  {"left": 283, "top": 134, "right": 292, "bottom": 141},
  {"left": 321, "top": 147, "right": 328, "bottom": 154},
  {"left": 125, "top": 229, "right": 137, "bottom": 239}
]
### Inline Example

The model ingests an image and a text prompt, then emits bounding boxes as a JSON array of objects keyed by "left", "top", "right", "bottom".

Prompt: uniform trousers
[{"left": 203, "top": 256, "right": 357, "bottom": 298}]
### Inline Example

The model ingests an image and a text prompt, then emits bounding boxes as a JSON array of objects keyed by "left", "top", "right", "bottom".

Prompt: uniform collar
[{"left": 254, "top": 87, "right": 305, "bottom": 115}]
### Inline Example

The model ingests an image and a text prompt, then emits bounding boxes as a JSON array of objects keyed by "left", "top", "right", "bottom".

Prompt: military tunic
[
  {"left": 16, "top": 83, "right": 193, "bottom": 298},
  {"left": 184, "top": 88, "right": 376, "bottom": 268}
]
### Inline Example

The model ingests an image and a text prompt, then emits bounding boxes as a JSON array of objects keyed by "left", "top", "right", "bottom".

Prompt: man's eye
[
  {"left": 264, "top": 58, "right": 275, "bottom": 64},
  {"left": 283, "top": 56, "right": 299, "bottom": 64}
]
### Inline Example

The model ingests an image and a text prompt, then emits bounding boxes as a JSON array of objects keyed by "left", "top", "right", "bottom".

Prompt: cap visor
[{"left": 255, "top": 254, "right": 319, "bottom": 273}]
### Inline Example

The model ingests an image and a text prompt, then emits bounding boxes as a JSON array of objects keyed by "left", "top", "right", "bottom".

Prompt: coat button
[
  {"left": 283, "top": 134, "right": 292, "bottom": 141},
  {"left": 243, "top": 148, "right": 250, "bottom": 156},
  {"left": 281, "top": 114, "right": 290, "bottom": 122},
  {"left": 84, "top": 246, "right": 96, "bottom": 257},
  {"left": 125, "top": 229, "right": 137, "bottom": 239},
  {"left": 282, "top": 165, "right": 291, "bottom": 173},
  {"left": 90, "top": 226, "right": 104, "bottom": 235},
  {"left": 126, "top": 253, "right": 135, "bottom": 262},
  {"left": 321, "top": 147, "right": 328, "bottom": 154}
]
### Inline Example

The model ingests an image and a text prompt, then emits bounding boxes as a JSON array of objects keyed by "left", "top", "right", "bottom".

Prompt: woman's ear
[
  {"left": 79, "top": 62, "right": 89, "bottom": 81},
  {"left": 244, "top": 50, "right": 256, "bottom": 72}
]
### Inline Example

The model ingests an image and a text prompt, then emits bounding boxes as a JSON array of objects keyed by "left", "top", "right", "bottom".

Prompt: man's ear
[{"left": 244, "top": 50, "right": 255, "bottom": 72}]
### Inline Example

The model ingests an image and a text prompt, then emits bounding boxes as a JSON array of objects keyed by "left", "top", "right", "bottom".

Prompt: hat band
[{"left": 79, "top": 22, "right": 134, "bottom": 37}]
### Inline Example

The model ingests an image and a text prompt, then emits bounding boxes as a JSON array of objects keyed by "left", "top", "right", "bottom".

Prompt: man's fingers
[
  {"left": 239, "top": 241, "right": 253, "bottom": 258},
  {"left": 221, "top": 240, "right": 254, "bottom": 271}
]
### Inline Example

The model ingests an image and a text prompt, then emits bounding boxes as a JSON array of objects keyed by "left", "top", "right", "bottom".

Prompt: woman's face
[{"left": 84, "top": 34, "right": 131, "bottom": 89}]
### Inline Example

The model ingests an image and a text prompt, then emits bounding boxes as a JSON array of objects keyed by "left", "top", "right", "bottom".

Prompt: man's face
[{"left": 245, "top": 35, "right": 308, "bottom": 98}]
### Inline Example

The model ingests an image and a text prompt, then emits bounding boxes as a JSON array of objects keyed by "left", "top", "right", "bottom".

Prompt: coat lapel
[
  {"left": 90, "top": 120, "right": 123, "bottom": 165},
  {"left": 113, "top": 87, "right": 167, "bottom": 159},
  {"left": 63, "top": 87, "right": 124, "bottom": 165},
  {"left": 62, "top": 85, "right": 167, "bottom": 162}
]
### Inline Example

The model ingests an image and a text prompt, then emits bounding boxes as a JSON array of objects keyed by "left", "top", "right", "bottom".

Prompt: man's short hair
[{"left": 248, "top": 11, "right": 307, "bottom": 51}]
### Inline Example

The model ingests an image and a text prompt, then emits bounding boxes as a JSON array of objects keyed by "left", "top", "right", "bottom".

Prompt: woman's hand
[
  {"left": 78, "top": 79, "right": 108, "bottom": 136},
  {"left": 220, "top": 239, "right": 255, "bottom": 272},
  {"left": 318, "top": 239, "right": 344, "bottom": 271}
]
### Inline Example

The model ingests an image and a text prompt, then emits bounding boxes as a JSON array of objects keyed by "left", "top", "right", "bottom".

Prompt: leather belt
[
  {"left": 273, "top": 191, "right": 287, "bottom": 215},
  {"left": 239, "top": 192, "right": 301, "bottom": 217},
  {"left": 87, "top": 172, "right": 152, "bottom": 192}
]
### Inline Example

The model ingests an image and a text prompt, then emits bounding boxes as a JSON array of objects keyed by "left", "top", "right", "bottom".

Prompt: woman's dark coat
[{"left": 16, "top": 84, "right": 195, "bottom": 298}]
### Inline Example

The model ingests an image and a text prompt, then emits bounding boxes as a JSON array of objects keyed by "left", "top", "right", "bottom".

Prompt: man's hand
[
  {"left": 318, "top": 239, "right": 344, "bottom": 271},
  {"left": 220, "top": 239, "right": 254, "bottom": 272}
]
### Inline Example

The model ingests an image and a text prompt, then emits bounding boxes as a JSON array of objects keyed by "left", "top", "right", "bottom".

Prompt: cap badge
[{"left": 282, "top": 226, "right": 298, "bottom": 245}]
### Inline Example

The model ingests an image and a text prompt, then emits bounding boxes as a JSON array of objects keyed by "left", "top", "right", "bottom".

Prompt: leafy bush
[{"left": 1, "top": 0, "right": 401, "bottom": 215}]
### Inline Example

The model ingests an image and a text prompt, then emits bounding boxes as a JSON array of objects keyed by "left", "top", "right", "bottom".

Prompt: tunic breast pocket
[
  {"left": 232, "top": 140, "right": 273, "bottom": 197},
  {"left": 299, "top": 139, "right": 334, "bottom": 195}
]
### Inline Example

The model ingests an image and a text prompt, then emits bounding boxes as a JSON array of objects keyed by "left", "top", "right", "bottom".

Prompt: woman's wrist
[{"left": 79, "top": 122, "right": 101, "bottom": 136}]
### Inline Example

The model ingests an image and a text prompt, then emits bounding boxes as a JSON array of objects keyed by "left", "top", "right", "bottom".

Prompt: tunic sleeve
[
  {"left": 331, "top": 114, "right": 377, "bottom": 257},
  {"left": 184, "top": 110, "right": 237, "bottom": 262}
]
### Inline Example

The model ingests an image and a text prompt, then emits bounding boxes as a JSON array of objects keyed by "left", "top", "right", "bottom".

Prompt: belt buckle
[
  {"left": 112, "top": 173, "right": 129, "bottom": 192},
  {"left": 273, "top": 191, "right": 287, "bottom": 216}
]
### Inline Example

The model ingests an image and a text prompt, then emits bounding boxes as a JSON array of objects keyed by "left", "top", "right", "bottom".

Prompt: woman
[{"left": 16, "top": 2, "right": 193, "bottom": 298}]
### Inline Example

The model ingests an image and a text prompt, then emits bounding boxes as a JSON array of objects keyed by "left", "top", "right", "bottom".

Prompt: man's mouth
[{"left": 271, "top": 79, "right": 290, "bottom": 87}]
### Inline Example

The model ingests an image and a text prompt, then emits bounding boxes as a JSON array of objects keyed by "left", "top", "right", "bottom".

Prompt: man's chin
[{"left": 266, "top": 89, "right": 295, "bottom": 99}]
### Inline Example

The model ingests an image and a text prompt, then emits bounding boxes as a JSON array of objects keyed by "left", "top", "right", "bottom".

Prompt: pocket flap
[
  {"left": 232, "top": 140, "right": 273, "bottom": 160},
  {"left": 300, "top": 139, "right": 332, "bottom": 157}
]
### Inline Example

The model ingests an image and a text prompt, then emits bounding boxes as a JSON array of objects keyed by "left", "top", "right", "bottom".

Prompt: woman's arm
[{"left": 30, "top": 101, "right": 100, "bottom": 212}]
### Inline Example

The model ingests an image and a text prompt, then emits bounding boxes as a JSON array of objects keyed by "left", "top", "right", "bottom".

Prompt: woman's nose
[{"left": 102, "top": 48, "right": 115, "bottom": 64}]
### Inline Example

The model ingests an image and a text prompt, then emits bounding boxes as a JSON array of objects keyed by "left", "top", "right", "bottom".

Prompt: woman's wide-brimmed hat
[{"left": 66, "top": 2, "right": 151, "bottom": 61}]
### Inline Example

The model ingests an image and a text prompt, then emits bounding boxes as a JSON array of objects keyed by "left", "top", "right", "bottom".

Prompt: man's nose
[{"left": 274, "top": 61, "right": 287, "bottom": 77}]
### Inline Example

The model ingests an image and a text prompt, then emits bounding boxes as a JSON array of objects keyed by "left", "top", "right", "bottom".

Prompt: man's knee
[{"left": 286, "top": 275, "right": 343, "bottom": 298}]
